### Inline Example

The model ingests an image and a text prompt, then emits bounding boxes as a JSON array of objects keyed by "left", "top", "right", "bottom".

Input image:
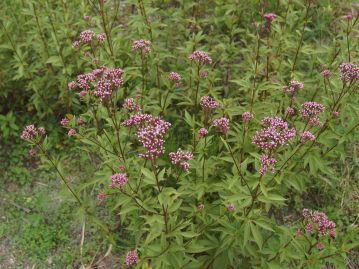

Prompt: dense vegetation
[{"left": 0, "top": 0, "right": 358, "bottom": 268}]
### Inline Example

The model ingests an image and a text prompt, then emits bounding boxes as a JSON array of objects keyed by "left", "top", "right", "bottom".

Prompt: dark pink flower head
[
  {"left": 301, "top": 131, "right": 315, "bottom": 144},
  {"left": 169, "top": 149, "right": 193, "bottom": 172},
  {"left": 97, "top": 33, "right": 106, "bottom": 43},
  {"left": 227, "top": 203, "right": 236, "bottom": 212},
  {"left": 252, "top": 117, "right": 296, "bottom": 151},
  {"left": 260, "top": 154, "right": 277, "bottom": 176},
  {"left": 302, "top": 209, "right": 336, "bottom": 237},
  {"left": 123, "top": 98, "right": 140, "bottom": 113},
  {"left": 38, "top": 127, "right": 46, "bottom": 135},
  {"left": 198, "top": 128, "right": 209, "bottom": 138},
  {"left": 200, "top": 96, "right": 219, "bottom": 113},
  {"left": 97, "top": 191, "right": 106, "bottom": 201},
  {"left": 212, "top": 117, "right": 230, "bottom": 135},
  {"left": 300, "top": 102, "right": 325, "bottom": 126},
  {"left": 168, "top": 72, "right": 181, "bottom": 82},
  {"left": 68, "top": 81, "right": 77, "bottom": 90},
  {"left": 321, "top": 69, "right": 331, "bottom": 78},
  {"left": 68, "top": 129, "right": 77, "bottom": 137},
  {"left": 118, "top": 165, "right": 126, "bottom": 172},
  {"left": 29, "top": 148, "right": 37, "bottom": 157},
  {"left": 60, "top": 118, "right": 69, "bottom": 126},
  {"left": 79, "top": 91, "right": 87, "bottom": 98},
  {"left": 79, "top": 29, "right": 95, "bottom": 43},
  {"left": 110, "top": 173, "right": 128, "bottom": 188},
  {"left": 316, "top": 242, "right": 325, "bottom": 250},
  {"left": 242, "top": 111, "right": 254, "bottom": 122},
  {"left": 199, "top": 70, "right": 208, "bottom": 78},
  {"left": 21, "top": 125, "right": 38, "bottom": 140},
  {"left": 283, "top": 80, "right": 304, "bottom": 94},
  {"left": 345, "top": 14, "right": 353, "bottom": 20},
  {"left": 332, "top": 111, "right": 340, "bottom": 118},
  {"left": 286, "top": 107, "right": 295, "bottom": 116},
  {"left": 132, "top": 39, "right": 151, "bottom": 55},
  {"left": 72, "top": 41, "right": 81, "bottom": 49},
  {"left": 125, "top": 250, "right": 139, "bottom": 267},
  {"left": 122, "top": 113, "right": 171, "bottom": 159},
  {"left": 189, "top": 50, "right": 212, "bottom": 65},
  {"left": 263, "top": 13, "right": 277, "bottom": 23},
  {"left": 339, "top": 63, "right": 359, "bottom": 82}
]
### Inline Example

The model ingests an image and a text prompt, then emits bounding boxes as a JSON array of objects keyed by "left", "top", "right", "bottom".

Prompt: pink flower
[
  {"left": 198, "top": 128, "right": 208, "bottom": 138},
  {"left": 168, "top": 72, "right": 181, "bottom": 82},
  {"left": 72, "top": 41, "right": 81, "bottom": 49},
  {"left": 77, "top": 117, "right": 85, "bottom": 125},
  {"left": 283, "top": 80, "right": 304, "bottom": 94},
  {"left": 132, "top": 39, "right": 151, "bottom": 55},
  {"left": 118, "top": 165, "right": 126, "bottom": 172},
  {"left": 199, "top": 70, "right": 208, "bottom": 78},
  {"left": 306, "top": 223, "right": 313, "bottom": 234},
  {"left": 242, "top": 111, "right": 253, "bottom": 122},
  {"left": 286, "top": 107, "right": 295, "bottom": 116},
  {"left": 84, "top": 15, "right": 91, "bottom": 21},
  {"left": 125, "top": 250, "right": 139, "bottom": 267},
  {"left": 38, "top": 127, "right": 46, "bottom": 135},
  {"left": 189, "top": 50, "right": 212, "bottom": 65},
  {"left": 316, "top": 242, "right": 325, "bottom": 250},
  {"left": 301, "top": 131, "right": 315, "bottom": 144},
  {"left": 169, "top": 149, "right": 193, "bottom": 172},
  {"left": 79, "top": 91, "right": 87, "bottom": 98},
  {"left": 263, "top": 13, "right": 277, "bottom": 23},
  {"left": 68, "top": 81, "right": 77, "bottom": 90},
  {"left": 295, "top": 229, "right": 302, "bottom": 237},
  {"left": 21, "top": 125, "right": 38, "bottom": 140},
  {"left": 200, "top": 96, "right": 219, "bottom": 113},
  {"left": 97, "top": 33, "right": 106, "bottom": 43},
  {"left": 212, "top": 117, "right": 230, "bottom": 135},
  {"left": 227, "top": 203, "right": 236, "bottom": 212},
  {"left": 123, "top": 98, "right": 140, "bottom": 112},
  {"left": 97, "top": 191, "right": 106, "bottom": 201},
  {"left": 332, "top": 111, "right": 340, "bottom": 118},
  {"left": 60, "top": 118, "right": 69, "bottom": 126},
  {"left": 122, "top": 113, "right": 171, "bottom": 159},
  {"left": 198, "top": 204, "right": 205, "bottom": 210},
  {"left": 345, "top": 14, "right": 353, "bottom": 21},
  {"left": 29, "top": 148, "right": 37, "bottom": 157},
  {"left": 260, "top": 154, "right": 277, "bottom": 176},
  {"left": 321, "top": 69, "right": 331, "bottom": 78},
  {"left": 302, "top": 209, "right": 336, "bottom": 237},
  {"left": 79, "top": 29, "right": 95, "bottom": 43},
  {"left": 301, "top": 102, "right": 325, "bottom": 126},
  {"left": 339, "top": 63, "right": 359, "bottom": 82},
  {"left": 110, "top": 173, "right": 128, "bottom": 188},
  {"left": 68, "top": 129, "right": 77, "bottom": 137},
  {"left": 252, "top": 117, "right": 296, "bottom": 151}
]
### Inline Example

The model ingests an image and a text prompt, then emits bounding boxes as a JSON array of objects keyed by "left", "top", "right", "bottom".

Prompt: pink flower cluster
[
  {"left": 198, "top": 128, "right": 208, "bottom": 138},
  {"left": 227, "top": 203, "right": 236, "bottom": 212},
  {"left": 242, "top": 111, "right": 253, "bottom": 122},
  {"left": 169, "top": 149, "right": 193, "bottom": 172},
  {"left": 189, "top": 50, "right": 212, "bottom": 65},
  {"left": 200, "top": 96, "right": 219, "bottom": 113},
  {"left": 263, "top": 13, "right": 277, "bottom": 23},
  {"left": 168, "top": 72, "right": 181, "bottom": 82},
  {"left": 79, "top": 29, "right": 95, "bottom": 43},
  {"left": 68, "top": 81, "right": 77, "bottom": 90},
  {"left": 302, "top": 209, "right": 336, "bottom": 238},
  {"left": 123, "top": 98, "right": 140, "bottom": 112},
  {"left": 21, "top": 125, "right": 45, "bottom": 140},
  {"left": 132, "top": 39, "right": 151, "bottom": 55},
  {"left": 286, "top": 107, "right": 295, "bottom": 116},
  {"left": 68, "top": 129, "right": 77, "bottom": 137},
  {"left": 321, "top": 69, "right": 331, "bottom": 78},
  {"left": 97, "top": 33, "right": 106, "bottom": 43},
  {"left": 110, "top": 173, "right": 128, "bottom": 188},
  {"left": 260, "top": 154, "right": 277, "bottom": 176},
  {"left": 283, "top": 80, "right": 304, "bottom": 94},
  {"left": 300, "top": 102, "right": 325, "bottom": 126},
  {"left": 122, "top": 113, "right": 171, "bottom": 159},
  {"left": 252, "top": 117, "right": 296, "bottom": 151},
  {"left": 97, "top": 191, "right": 106, "bottom": 201},
  {"left": 29, "top": 148, "right": 37, "bottom": 157},
  {"left": 339, "top": 63, "right": 359, "bottom": 82},
  {"left": 73, "top": 66, "right": 124, "bottom": 101},
  {"left": 301, "top": 131, "right": 315, "bottom": 144},
  {"left": 212, "top": 117, "right": 230, "bottom": 135},
  {"left": 60, "top": 118, "right": 69, "bottom": 126},
  {"left": 125, "top": 250, "right": 139, "bottom": 267}
]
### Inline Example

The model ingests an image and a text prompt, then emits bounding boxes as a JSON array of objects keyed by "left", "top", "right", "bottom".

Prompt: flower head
[
  {"left": 132, "top": 39, "right": 151, "bottom": 55},
  {"left": 212, "top": 117, "right": 230, "bottom": 135},
  {"left": 72, "top": 40, "right": 81, "bottom": 49},
  {"left": 198, "top": 128, "right": 208, "bottom": 138},
  {"left": 97, "top": 33, "right": 106, "bottom": 43},
  {"left": 60, "top": 118, "right": 69, "bottom": 126},
  {"left": 189, "top": 50, "right": 212, "bottom": 65},
  {"left": 29, "top": 148, "right": 37, "bottom": 157},
  {"left": 301, "top": 102, "right": 325, "bottom": 126},
  {"left": 168, "top": 72, "right": 181, "bottom": 82},
  {"left": 123, "top": 98, "right": 140, "bottom": 113},
  {"left": 79, "top": 29, "right": 95, "bottom": 43},
  {"left": 242, "top": 111, "right": 254, "bottom": 122},
  {"left": 68, "top": 81, "right": 77, "bottom": 90},
  {"left": 125, "top": 250, "right": 139, "bottom": 267},
  {"left": 301, "top": 131, "right": 315, "bottom": 144},
  {"left": 263, "top": 13, "right": 277, "bottom": 23},
  {"left": 286, "top": 107, "right": 295, "bottom": 116},
  {"left": 110, "top": 173, "right": 128, "bottom": 188},
  {"left": 302, "top": 209, "right": 336, "bottom": 237},
  {"left": 260, "top": 154, "right": 277, "bottom": 176},
  {"left": 321, "top": 69, "right": 331, "bottom": 78},
  {"left": 227, "top": 203, "right": 236, "bottom": 212},
  {"left": 97, "top": 191, "right": 106, "bottom": 201},
  {"left": 198, "top": 204, "right": 205, "bottom": 210},
  {"left": 68, "top": 129, "right": 77, "bottom": 137},
  {"left": 339, "top": 63, "right": 359, "bottom": 82},
  {"left": 21, "top": 125, "right": 39, "bottom": 140},
  {"left": 169, "top": 149, "right": 193, "bottom": 172},
  {"left": 200, "top": 96, "right": 219, "bottom": 113},
  {"left": 283, "top": 80, "right": 304, "bottom": 94}
]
